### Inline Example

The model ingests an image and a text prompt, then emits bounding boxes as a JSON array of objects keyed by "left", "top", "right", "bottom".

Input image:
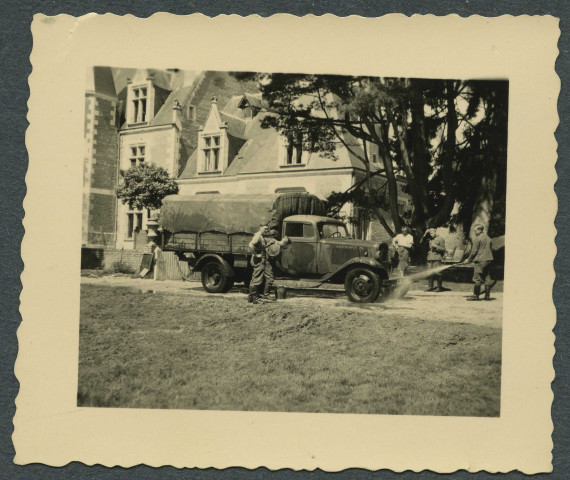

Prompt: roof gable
[{"left": 203, "top": 99, "right": 224, "bottom": 133}]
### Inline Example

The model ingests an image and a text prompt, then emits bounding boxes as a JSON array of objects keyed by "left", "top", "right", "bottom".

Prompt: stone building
[
  {"left": 82, "top": 68, "right": 411, "bottom": 271},
  {"left": 114, "top": 69, "right": 258, "bottom": 249},
  {"left": 83, "top": 66, "right": 120, "bottom": 248}
]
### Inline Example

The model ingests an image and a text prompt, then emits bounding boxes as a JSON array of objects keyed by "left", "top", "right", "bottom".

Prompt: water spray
[
  {"left": 388, "top": 263, "right": 464, "bottom": 300},
  {"left": 405, "top": 263, "right": 458, "bottom": 283}
]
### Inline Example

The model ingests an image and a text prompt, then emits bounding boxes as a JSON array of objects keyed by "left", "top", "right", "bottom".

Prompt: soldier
[
  {"left": 248, "top": 226, "right": 290, "bottom": 303},
  {"left": 261, "top": 230, "right": 291, "bottom": 300},
  {"left": 461, "top": 223, "right": 495, "bottom": 301},
  {"left": 392, "top": 226, "right": 414, "bottom": 277},
  {"left": 423, "top": 228, "right": 447, "bottom": 292},
  {"left": 247, "top": 224, "right": 269, "bottom": 304}
]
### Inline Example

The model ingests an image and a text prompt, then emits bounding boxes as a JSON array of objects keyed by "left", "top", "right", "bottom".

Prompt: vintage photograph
[
  {"left": 78, "top": 67, "right": 507, "bottom": 416},
  {"left": 16, "top": 14, "right": 557, "bottom": 471}
]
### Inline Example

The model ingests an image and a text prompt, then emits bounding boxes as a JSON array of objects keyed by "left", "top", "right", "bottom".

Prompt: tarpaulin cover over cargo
[{"left": 159, "top": 193, "right": 326, "bottom": 235}]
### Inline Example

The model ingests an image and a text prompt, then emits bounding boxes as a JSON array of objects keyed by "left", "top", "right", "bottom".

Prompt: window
[
  {"left": 284, "top": 222, "right": 315, "bottom": 238},
  {"left": 318, "top": 223, "right": 349, "bottom": 239},
  {"left": 202, "top": 135, "right": 221, "bottom": 172},
  {"left": 371, "top": 153, "right": 378, "bottom": 163},
  {"left": 131, "top": 86, "right": 148, "bottom": 124},
  {"left": 186, "top": 104, "right": 196, "bottom": 121},
  {"left": 129, "top": 145, "right": 146, "bottom": 168},
  {"left": 282, "top": 134, "right": 306, "bottom": 166},
  {"left": 126, "top": 212, "right": 144, "bottom": 238}
]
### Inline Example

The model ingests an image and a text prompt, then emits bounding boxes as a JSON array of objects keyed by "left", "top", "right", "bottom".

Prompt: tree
[
  {"left": 116, "top": 163, "right": 179, "bottom": 212},
  {"left": 232, "top": 73, "right": 508, "bottom": 236}
]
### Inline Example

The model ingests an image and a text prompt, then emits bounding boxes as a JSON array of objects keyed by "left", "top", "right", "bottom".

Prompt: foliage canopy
[
  {"left": 116, "top": 163, "right": 179, "bottom": 211},
  {"left": 233, "top": 72, "right": 508, "bottom": 236}
]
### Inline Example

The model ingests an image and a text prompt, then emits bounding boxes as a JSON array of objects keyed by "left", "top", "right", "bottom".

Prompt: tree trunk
[
  {"left": 360, "top": 135, "right": 395, "bottom": 238},
  {"left": 368, "top": 117, "right": 401, "bottom": 233},
  {"left": 387, "top": 111, "right": 429, "bottom": 229},
  {"left": 427, "top": 80, "right": 459, "bottom": 227},
  {"left": 471, "top": 172, "right": 497, "bottom": 235},
  {"left": 408, "top": 86, "right": 430, "bottom": 230}
]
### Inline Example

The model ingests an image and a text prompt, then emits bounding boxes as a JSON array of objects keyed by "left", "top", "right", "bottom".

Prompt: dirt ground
[
  {"left": 78, "top": 274, "right": 502, "bottom": 415},
  {"left": 80, "top": 275, "right": 503, "bottom": 329}
]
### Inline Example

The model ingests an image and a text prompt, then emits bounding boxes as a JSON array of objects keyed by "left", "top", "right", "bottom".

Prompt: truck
[{"left": 159, "top": 193, "right": 402, "bottom": 303}]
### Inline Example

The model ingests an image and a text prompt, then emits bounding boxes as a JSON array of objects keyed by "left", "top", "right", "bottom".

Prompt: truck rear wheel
[
  {"left": 234, "top": 269, "right": 252, "bottom": 287},
  {"left": 344, "top": 267, "right": 381, "bottom": 303},
  {"left": 201, "top": 261, "right": 233, "bottom": 293}
]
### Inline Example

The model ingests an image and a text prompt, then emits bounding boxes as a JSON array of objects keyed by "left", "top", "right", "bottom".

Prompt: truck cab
[{"left": 278, "top": 215, "right": 394, "bottom": 302}]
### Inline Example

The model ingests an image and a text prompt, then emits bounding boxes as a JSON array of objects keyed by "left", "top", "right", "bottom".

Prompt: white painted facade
[{"left": 115, "top": 69, "right": 183, "bottom": 250}]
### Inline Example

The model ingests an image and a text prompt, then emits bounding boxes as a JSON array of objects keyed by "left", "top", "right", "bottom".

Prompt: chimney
[{"left": 172, "top": 99, "right": 182, "bottom": 125}]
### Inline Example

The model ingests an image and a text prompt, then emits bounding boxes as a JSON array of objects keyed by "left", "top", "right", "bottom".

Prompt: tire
[
  {"left": 235, "top": 269, "right": 252, "bottom": 287},
  {"left": 344, "top": 267, "right": 381, "bottom": 303},
  {"left": 201, "top": 261, "right": 233, "bottom": 293}
]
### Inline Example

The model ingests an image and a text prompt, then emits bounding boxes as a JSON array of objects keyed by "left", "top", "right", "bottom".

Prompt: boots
[
  {"left": 434, "top": 278, "right": 445, "bottom": 292},
  {"left": 483, "top": 284, "right": 492, "bottom": 301},
  {"left": 247, "top": 286, "right": 259, "bottom": 304},
  {"left": 260, "top": 284, "right": 275, "bottom": 302},
  {"left": 425, "top": 278, "right": 435, "bottom": 292},
  {"left": 467, "top": 285, "right": 481, "bottom": 301}
]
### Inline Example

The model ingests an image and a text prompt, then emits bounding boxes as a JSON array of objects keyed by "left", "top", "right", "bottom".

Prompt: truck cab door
[{"left": 279, "top": 221, "right": 318, "bottom": 276}]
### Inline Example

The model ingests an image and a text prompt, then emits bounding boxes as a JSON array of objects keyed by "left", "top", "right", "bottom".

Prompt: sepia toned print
[
  {"left": 78, "top": 68, "right": 506, "bottom": 417},
  {"left": 16, "top": 14, "right": 557, "bottom": 473}
]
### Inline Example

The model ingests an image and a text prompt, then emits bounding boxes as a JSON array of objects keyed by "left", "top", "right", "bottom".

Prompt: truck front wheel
[
  {"left": 201, "top": 261, "right": 234, "bottom": 293},
  {"left": 344, "top": 267, "right": 381, "bottom": 303}
]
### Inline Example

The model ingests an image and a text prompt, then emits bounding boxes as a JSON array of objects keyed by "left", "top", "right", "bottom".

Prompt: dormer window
[
  {"left": 280, "top": 133, "right": 307, "bottom": 167},
  {"left": 201, "top": 134, "right": 221, "bottom": 172},
  {"left": 131, "top": 86, "right": 148, "bottom": 124},
  {"left": 186, "top": 104, "right": 196, "bottom": 121}
]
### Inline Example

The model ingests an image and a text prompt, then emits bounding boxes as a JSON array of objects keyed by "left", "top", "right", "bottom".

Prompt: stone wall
[
  {"left": 83, "top": 92, "right": 119, "bottom": 247},
  {"left": 81, "top": 247, "right": 151, "bottom": 272}
]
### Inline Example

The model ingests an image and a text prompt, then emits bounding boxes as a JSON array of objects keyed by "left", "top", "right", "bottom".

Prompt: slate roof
[
  {"left": 178, "top": 107, "right": 375, "bottom": 180},
  {"left": 222, "top": 95, "right": 244, "bottom": 117},
  {"left": 150, "top": 85, "right": 195, "bottom": 127},
  {"left": 219, "top": 112, "right": 248, "bottom": 139},
  {"left": 242, "top": 93, "right": 265, "bottom": 109},
  {"left": 88, "top": 67, "right": 117, "bottom": 97}
]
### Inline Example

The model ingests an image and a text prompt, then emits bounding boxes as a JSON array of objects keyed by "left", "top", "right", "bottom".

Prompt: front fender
[
  {"left": 319, "top": 258, "right": 389, "bottom": 284},
  {"left": 193, "top": 254, "right": 235, "bottom": 277}
]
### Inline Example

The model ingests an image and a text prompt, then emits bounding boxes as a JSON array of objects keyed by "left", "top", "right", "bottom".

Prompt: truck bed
[{"left": 162, "top": 231, "right": 251, "bottom": 255}]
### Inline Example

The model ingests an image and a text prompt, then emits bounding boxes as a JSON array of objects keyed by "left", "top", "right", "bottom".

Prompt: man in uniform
[
  {"left": 248, "top": 224, "right": 269, "bottom": 303},
  {"left": 247, "top": 226, "right": 290, "bottom": 303},
  {"left": 423, "top": 228, "right": 447, "bottom": 292},
  {"left": 392, "top": 226, "right": 414, "bottom": 277},
  {"left": 262, "top": 230, "right": 291, "bottom": 300},
  {"left": 462, "top": 223, "right": 495, "bottom": 301}
]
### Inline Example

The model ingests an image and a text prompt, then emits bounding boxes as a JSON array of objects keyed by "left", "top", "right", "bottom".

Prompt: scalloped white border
[{"left": 15, "top": 13, "right": 559, "bottom": 473}]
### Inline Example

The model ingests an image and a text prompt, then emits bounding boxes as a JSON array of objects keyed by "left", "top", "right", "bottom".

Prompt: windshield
[{"left": 318, "top": 222, "right": 349, "bottom": 239}]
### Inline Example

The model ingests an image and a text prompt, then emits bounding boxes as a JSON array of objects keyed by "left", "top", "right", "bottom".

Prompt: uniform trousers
[
  {"left": 472, "top": 261, "right": 493, "bottom": 286},
  {"left": 250, "top": 255, "right": 275, "bottom": 292}
]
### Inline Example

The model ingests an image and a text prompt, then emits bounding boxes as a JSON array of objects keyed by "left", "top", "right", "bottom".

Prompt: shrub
[{"left": 110, "top": 261, "right": 135, "bottom": 274}]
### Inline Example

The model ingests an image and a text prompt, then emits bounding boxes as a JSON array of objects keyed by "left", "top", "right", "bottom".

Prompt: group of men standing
[{"left": 392, "top": 224, "right": 496, "bottom": 301}]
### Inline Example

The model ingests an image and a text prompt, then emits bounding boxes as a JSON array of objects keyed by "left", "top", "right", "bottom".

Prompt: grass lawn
[{"left": 78, "top": 284, "right": 501, "bottom": 416}]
